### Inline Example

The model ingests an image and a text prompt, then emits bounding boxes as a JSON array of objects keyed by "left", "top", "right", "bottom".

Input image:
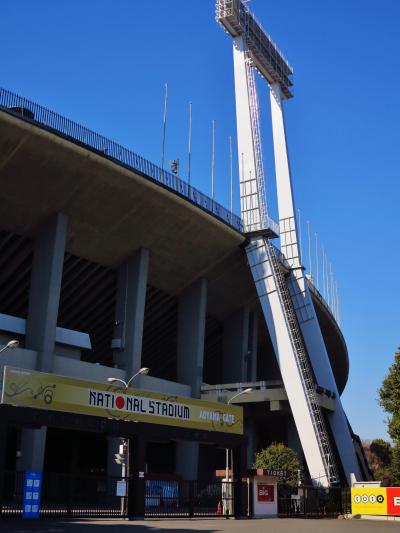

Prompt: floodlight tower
[{"left": 216, "top": 0, "right": 361, "bottom": 486}]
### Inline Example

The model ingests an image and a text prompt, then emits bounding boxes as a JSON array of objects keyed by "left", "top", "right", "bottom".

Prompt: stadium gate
[{"left": 0, "top": 404, "right": 246, "bottom": 519}]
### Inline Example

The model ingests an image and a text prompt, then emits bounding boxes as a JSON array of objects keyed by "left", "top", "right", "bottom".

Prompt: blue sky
[{"left": 1, "top": 0, "right": 399, "bottom": 440}]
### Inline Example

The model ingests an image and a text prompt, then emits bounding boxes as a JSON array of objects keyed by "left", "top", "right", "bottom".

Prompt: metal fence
[
  {"left": 0, "top": 86, "right": 243, "bottom": 233},
  {"left": 1, "top": 471, "right": 234, "bottom": 519},
  {"left": 144, "top": 479, "right": 234, "bottom": 518},
  {"left": 1, "top": 471, "right": 128, "bottom": 518},
  {"left": 278, "top": 485, "right": 351, "bottom": 518}
]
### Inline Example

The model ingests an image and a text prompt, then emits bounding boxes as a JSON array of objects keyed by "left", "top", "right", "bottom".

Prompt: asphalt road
[{"left": 0, "top": 518, "right": 399, "bottom": 533}]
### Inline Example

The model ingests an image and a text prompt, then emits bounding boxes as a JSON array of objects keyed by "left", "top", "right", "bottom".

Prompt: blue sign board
[{"left": 22, "top": 471, "right": 42, "bottom": 519}]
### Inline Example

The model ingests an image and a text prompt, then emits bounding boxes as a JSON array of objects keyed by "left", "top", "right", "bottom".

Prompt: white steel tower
[{"left": 216, "top": 0, "right": 361, "bottom": 486}]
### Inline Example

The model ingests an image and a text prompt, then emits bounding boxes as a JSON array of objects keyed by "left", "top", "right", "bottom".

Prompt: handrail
[
  {"left": 307, "top": 278, "right": 347, "bottom": 352},
  {"left": 0, "top": 87, "right": 244, "bottom": 232},
  {"left": 307, "top": 279, "right": 337, "bottom": 324}
]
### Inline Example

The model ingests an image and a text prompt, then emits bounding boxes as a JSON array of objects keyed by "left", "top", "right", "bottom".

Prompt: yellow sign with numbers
[{"left": 351, "top": 488, "right": 387, "bottom": 516}]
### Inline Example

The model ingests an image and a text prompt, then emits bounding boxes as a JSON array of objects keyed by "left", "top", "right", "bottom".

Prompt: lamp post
[
  {"left": 0, "top": 340, "right": 19, "bottom": 354},
  {"left": 224, "top": 387, "right": 252, "bottom": 515},
  {"left": 107, "top": 367, "right": 150, "bottom": 516},
  {"left": 107, "top": 367, "right": 149, "bottom": 390}
]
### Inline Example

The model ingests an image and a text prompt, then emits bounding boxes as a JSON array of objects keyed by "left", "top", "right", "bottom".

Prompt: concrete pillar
[
  {"left": 232, "top": 441, "right": 247, "bottom": 517},
  {"left": 223, "top": 307, "right": 258, "bottom": 383},
  {"left": 26, "top": 213, "right": 67, "bottom": 372},
  {"left": 128, "top": 434, "right": 146, "bottom": 519},
  {"left": 176, "top": 278, "right": 207, "bottom": 397},
  {"left": 175, "top": 442, "right": 198, "bottom": 481},
  {"left": 113, "top": 248, "right": 149, "bottom": 376},
  {"left": 0, "top": 422, "right": 7, "bottom": 511},
  {"left": 23, "top": 214, "right": 67, "bottom": 474},
  {"left": 16, "top": 427, "right": 47, "bottom": 472},
  {"left": 175, "top": 278, "right": 207, "bottom": 480},
  {"left": 245, "top": 417, "right": 257, "bottom": 469},
  {"left": 248, "top": 311, "right": 258, "bottom": 382}
]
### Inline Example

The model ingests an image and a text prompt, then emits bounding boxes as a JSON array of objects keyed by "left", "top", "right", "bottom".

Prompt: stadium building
[{"left": 0, "top": 0, "right": 370, "bottom": 518}]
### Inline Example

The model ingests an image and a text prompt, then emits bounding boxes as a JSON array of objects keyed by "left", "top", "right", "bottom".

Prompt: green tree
[
  {"left": 391, "top": 444, "right": 400, "bottom": 486},
  {"left": 253, "top": 442, "right": 302, "bottom": 486},
  {"left": 364, "top": 439, "right": 393, "bottom": 485},
  {"left": 379, "top": 350, "right": 400, "bottom": 442},
  {"left": 378, "top": 349, "right": 400, "bottom": 483},
  {"left": 370, "top": 439, "right": 392, "bottom": 466}
]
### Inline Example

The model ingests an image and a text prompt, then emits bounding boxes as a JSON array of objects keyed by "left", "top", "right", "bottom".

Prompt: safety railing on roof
[
  {"left": 0, "top": 87, "right": 244, "bottom": 232},
  {"left": 307, "top": 278, "right": 344, "bottom": 334}
]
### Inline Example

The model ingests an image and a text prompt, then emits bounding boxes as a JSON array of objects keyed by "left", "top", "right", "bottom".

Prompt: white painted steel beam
[
  {"left": 269, "top": 82, "right": 361, "bottom": 485},
  {"left": 233, "top": 36, "right": 262, "bottom": 233},
  {"left": 246, "top": 236, "right": 330, "bottom": 486}
]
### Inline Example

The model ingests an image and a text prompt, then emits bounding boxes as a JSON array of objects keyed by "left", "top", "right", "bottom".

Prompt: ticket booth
[{"left": 249, "top": 468, "right": 287, "bottom": 518}]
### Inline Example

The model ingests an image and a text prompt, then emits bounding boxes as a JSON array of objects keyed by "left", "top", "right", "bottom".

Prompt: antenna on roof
[
  {"left": 315, "top": 232, "right": 319, "bottom": 290},
  {"left": 211, "top": 119, "right": 215, "bottom": 199},
  {"left": 188, "top": 101, "right": 192, "bottom": 186},
  {"left": 297, "top": 208, "right": 303, "bottom": 265},
  {"left": 229, "top": 135, "right": 233, "bottom": 219},
  {"left": 336, "top": 282, "right": 341, "bottom": 325},
  {"left": 322, "top": 245, "right": 325, "bottom": 298},
  {"left": 161, "top": 82, "right": 168, "bottom": 180},
  {"left": 307, "top": 221, "right": 312, "bottom": 280}
]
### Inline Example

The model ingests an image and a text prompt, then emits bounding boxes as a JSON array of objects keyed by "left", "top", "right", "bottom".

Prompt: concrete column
[
  {"left": 0, "top": 422, "right": 7, "bottom": 511},
  {"left": 16, "top": 427, "right": 47, "bottom": 472},
  {"left": 113, "top": 248, "right": 149, "bottom": 376},
  {"left": 232, "top": 442, "right": 247, "bottom": 517},
  {"left": 176, "top": 278, "right": 207, "bottom": 480},
  {"left": 248, "top": 311, "right": 258, "bottom": 382},
  {"left": 23, "top": 214, "right": 67, "bottom": 474},
  {"left": 244, "top": 417, "right": 257, "bottom": 469},
  {"left": 233, "top": 35, "right": 263, "bottom": 232},
  {"left": 176, "top": 278, "right": 207, "bottom": 397},
  {"left": 175, "top": 442, "right": 198, "bottom": 481},
  {"left": 223, "top": 307, "right": 257, "bottom": 383},
  {"left": 26, "top": 213, "right": 67, "bottom": 372},
  {"left": 128, "top": 434, "right": 146, "bottom": 519}
]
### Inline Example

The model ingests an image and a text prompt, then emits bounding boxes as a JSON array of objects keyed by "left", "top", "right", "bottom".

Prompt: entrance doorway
[{"left": 0, "top": 405, "right": 247, "bottom": 519}]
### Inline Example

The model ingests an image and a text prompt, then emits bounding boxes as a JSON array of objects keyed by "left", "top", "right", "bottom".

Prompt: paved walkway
[{"left": 0, "top": 518, "right": 399, "bottom": 533}]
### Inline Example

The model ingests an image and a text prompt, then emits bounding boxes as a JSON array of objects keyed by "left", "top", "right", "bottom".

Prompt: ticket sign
[
  {"left": 22, "top": 471, "right": 42, "bottom": 519},
  {"left": 257, "top": 484, "right": 274, "bottom": 502},
  {"left": 351, "top": 487, "right": 400, "bottom": 516}
]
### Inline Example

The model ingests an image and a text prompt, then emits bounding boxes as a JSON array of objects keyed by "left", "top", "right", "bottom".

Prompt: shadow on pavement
[
  {"left": 1, "top": 518, "right": 400, "bottom": 533},
  {"left": 0, "top": 519, "right": 221, "bottom": 533}
]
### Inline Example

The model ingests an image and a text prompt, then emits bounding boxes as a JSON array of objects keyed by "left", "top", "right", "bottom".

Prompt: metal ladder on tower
[
  {"left": 264, "top": 239, "right": 339, "bottom": 485},
  {"left": 242, "top": 32, "right": 339, "bottom": 485},
  {"left": 245, "top": 49, "right": 268, "bottom": 229}
]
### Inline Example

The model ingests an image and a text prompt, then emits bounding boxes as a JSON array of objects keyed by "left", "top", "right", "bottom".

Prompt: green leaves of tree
[
  {"left": 378, "top": 349, "right": 400, "bottom": 484},
  {"left": 253, "top": 442, "right": 302, "bottom": 486}
]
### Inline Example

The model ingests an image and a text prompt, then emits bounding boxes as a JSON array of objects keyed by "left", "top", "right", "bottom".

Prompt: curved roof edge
[
  {"left": 0, "top": 86, "right": 243, "bottom": 234},
  {"left": 309, "top": 281, "right": 349, "bottom": 394}
]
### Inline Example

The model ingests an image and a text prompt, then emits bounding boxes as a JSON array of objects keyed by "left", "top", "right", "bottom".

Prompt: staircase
[
  {"left": 245, "top": 50, "right": 268, "bottom": 229},
  {"left": 265, "top": 240, "right": 339, "bottom": 484}
]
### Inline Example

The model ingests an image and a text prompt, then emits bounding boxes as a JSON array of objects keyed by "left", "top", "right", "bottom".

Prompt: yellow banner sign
[
  {"left": 351, "top": 488, "right": 388, "bottom": 516},
  {"left": 1, "top": 367, "right": 243, "bottom": 435}
]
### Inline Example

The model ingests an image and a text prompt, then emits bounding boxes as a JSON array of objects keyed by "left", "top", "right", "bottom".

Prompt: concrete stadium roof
[{"left": 0, "top": 109, "right": 349, "bottom": 392}]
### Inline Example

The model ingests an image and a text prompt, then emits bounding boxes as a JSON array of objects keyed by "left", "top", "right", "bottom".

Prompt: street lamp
[
  {"left": 107, "top": 367, "right": 150, "bottom": 390},
  {"left": 224, "top": 387, "right": 253, "bottom": 515},
  {"left": 0, "top": 339, "right": 19, "bottom": 354},
  {"left": 106, "top": 367, "right": 150, "bottom": 516},
  {"left": 228, "top": 387, "right": 253, "bottom": 405}
]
